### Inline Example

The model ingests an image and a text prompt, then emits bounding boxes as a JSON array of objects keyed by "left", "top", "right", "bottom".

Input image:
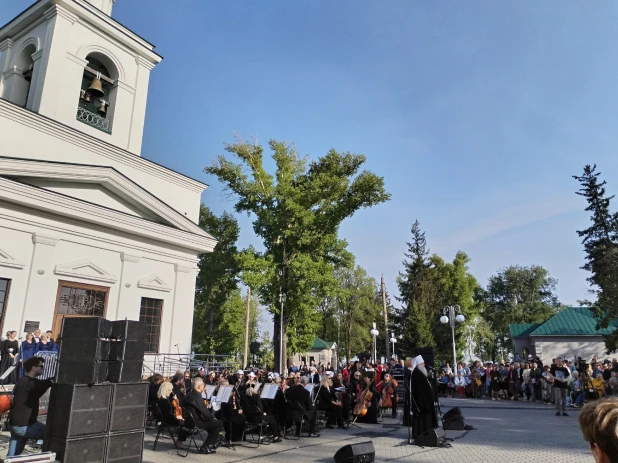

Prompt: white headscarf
[{"left": 412, "top": 355, "right": 424, "bottom": 372}]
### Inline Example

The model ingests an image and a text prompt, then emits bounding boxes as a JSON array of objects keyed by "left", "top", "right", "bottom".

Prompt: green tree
[
  {"left": 205, "top": 138, "right": 390, "bottom": 369},
  {"left": 193, "top": 205, "right": 241, "bottom": 352},
  {"left": 574, "top": 164, "right": 618, "bottom": 352},
  {"left": 483, "top": 265, "right": 561, "bottom": 359}
]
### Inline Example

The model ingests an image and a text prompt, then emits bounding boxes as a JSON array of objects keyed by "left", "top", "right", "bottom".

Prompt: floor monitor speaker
[
  {"left": 58, "top": 339, "right": 110, "bottom": 362},
  {"left": 443, "top": 406, "right": 465, "bottom": 430},
  {"left": 61, "top": 317, "right": 112, "bottom": 339},
  {"left": 333, "top": 441, "right": 375, "bottom": 463},
  {"left": 106, "top": 431, "right": 144, "bottom": 463},
  {"left": 46, "top": 383, "right": 112, "bottom": 438},
  {"left": 55, "top": 360, "right": 108, "bottom": 384},
  {"left": 414, "top": 427, "right": 446, "bottom": 447},
  {"left": 111, "top": 320, "right": 146, "bottom": 342},
  {"left": 45, "top": 434, "right": 107, "bottom": 463},
  {"left": 109, "top": 382, "right": 148, "bottom": 432}
]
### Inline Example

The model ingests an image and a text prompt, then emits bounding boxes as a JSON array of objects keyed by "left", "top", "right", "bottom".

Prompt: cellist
[
  {"left": 354, "top": 373, "right": 378, "bottom": 424},
  {"left": 378, "top": 373, "right": 398, "bottom": 419}
]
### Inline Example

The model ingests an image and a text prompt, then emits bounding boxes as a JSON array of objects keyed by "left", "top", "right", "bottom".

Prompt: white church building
[{"left": 0, "top": 0, "right": 215, "bottom": 362}]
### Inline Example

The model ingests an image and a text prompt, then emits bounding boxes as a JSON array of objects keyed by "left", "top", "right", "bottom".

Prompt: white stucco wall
[{"left": 533, "top": 337, "right": 611, "bottom": 364}]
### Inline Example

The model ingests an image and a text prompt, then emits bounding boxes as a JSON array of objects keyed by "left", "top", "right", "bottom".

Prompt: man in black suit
[
  {"left": 171, "top": 373, "right": 185, "bottom": 401},
  {"left": 285, "top": 376, "right": 319, "bottom": 437},
  {"left": 182, "top": 378, "right": 224, "bottom": 453}
]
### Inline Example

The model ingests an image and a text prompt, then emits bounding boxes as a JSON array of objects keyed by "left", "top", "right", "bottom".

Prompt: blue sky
[{"left": 4, "top": 0, "right": 618, "bottom": 309}]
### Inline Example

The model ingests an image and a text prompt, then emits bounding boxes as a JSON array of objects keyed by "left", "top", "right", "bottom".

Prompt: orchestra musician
[
  {"left": 377, "top": 372, "right": 398, "bottom": 418},
  {"left": 355, "top": 374, "right": 378, "bottom": 424},
  {"left": 243, "top": 380, "right": 282, "bottom": 442},
  {"left": 285, "top": 376, "right": 320, "bottom": 437},
  {"left": 182, "top": 377, "right": 224, "bottom": 454},
  {"left": 333, "top": 372, "right": 351, "bottom": 421},
  {"left": 317, "top": 375, "right": 344, "bottom": 429},
  {"left": 170, "top": 373, "right": 185, "bottom": 401},
  {"left": 230, "top": 370, "right": 246, "bottom": 393},
  {"left": 157, "top": 382, "right": 187, "bottom": 449},
  {"left": 205, "top": 370, "right": 217, "bottom": 386},
  {"left": 217, "top": 380, "right": 246, "bottom": 442}
]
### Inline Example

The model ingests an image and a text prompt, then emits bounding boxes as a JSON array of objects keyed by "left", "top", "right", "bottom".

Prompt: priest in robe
[{"left": 410, "top": 355, "right": 438, "bottom": 441}]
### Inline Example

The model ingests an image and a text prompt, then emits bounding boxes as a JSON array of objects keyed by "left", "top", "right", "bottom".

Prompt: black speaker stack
[{"left": 43, "top": 317, "right": 148, "bottom": 463}]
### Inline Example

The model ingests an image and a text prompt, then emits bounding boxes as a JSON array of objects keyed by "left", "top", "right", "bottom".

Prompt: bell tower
[{"left": 0, "top": 0, "right": 161, "bottom": 155}]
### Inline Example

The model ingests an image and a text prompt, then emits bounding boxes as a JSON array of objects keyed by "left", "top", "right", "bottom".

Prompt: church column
[
  {"left": 0, "top": 38, "right": 15, "bottom": 97},
  {"left": 127, "top": 56, "right": 155, "bottom": 154},
  {"left": 113, "top": 253, "right": 141, "bottom": 321},
  {"left": 19, "top": 234, "right": 59, "bottom": 336},
  {"left": 25, "top": 49, "right": 44, "bottom": 110},
  {"left": 167, "top": 264, "right": 198, "bottom": 354}
]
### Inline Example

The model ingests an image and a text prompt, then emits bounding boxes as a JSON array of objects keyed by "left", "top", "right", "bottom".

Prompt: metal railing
[
  {"left": 76, "top": 106, "right": 110, "bottom": 132},
  {"left": 142, "top": 353, "right": 241, "bottom": 378}
]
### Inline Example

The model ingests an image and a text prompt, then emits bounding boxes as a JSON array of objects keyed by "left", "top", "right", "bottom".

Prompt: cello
[{"left": 352, "top": 385, "right": 373, "bottom": 417}]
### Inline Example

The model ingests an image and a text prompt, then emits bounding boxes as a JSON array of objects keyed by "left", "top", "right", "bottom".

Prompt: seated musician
[
  {"left": 230, "top": 370, "right": 246, "bottom": 393},
  {"left": 216, "top": 380, "right": 246, "bottom": 442},
  {"left": 205, "top": 371, "right": 217, "bottom": 386},
  {"left": 157, "top": 381, "right": 186, "bottom": 449},
  {"left": 182, "top": 377, "right": 224, "bottom": 454},
  {"left": 183, "top": 371, "right": 192, "bottom": 394},
  {"left": 171, "top": 373, "right": 185, "bottom": 401},
  {"left": 377, "top": 373, "right": 398, "bottom": 418},
  {"left": 148, "top": 373, "right": 163, "bottom": 406},
  {"left": 317, "top": 375, "right": 344, "bottom": 429},
  {"left": 285, "top": 376, "right": 320, "bottom": 437},
  {"left": 243, "top": 380, "right": 282, "bottom": 442},
  {"left": 355, "top": 374, "right": 378, "bottom": 424},
  {"left": 333, "top": 372, "right": 350, "bottom": 421}
]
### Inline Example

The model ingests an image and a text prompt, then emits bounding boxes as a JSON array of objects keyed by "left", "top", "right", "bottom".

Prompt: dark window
[
  {"left": 0, "top": 278, "right": 10, "bottom": 332},
  {"left": 140, "top": 297, "right": 163, "bottom": 353},
  {"left": 57, "top": 284, "right": 107, "bottom": 316}
]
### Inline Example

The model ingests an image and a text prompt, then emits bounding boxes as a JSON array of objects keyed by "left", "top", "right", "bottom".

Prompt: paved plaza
[
  {"left": 0, "top": 398, "right": 593, "bottom": 462},
  {"left": 141, "top": 398, "right": 593, "bottom": 463}
]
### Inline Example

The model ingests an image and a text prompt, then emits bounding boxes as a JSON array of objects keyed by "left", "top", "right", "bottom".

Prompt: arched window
[
  {"left": 76, "top": 54, "right": 117, "bottom": 133},
  {"left": 9, "top": 43, "right": 36, "bottom": 107}
]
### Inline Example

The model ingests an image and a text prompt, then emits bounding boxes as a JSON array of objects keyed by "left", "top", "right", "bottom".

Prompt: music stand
[
  {"left": 202, "top": 385, "right": 217, "bottom": 401},
  {"left": 260, "top": 384, "right": 278, "bottom": 400},
  {"left": 217, "top": 386, "right": 233, "bottom": 403}
]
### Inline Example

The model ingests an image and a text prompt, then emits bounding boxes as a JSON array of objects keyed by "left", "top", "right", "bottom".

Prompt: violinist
[
  {"left": 156, "top": 382, "right": 186, "bottom": 449},
  {"left": 171, "top": 373, "right": 185, "bottom": 401},
  {"left": 377, "top": 373, "right": 398, "bottom": 418},
  {"left": 285, "top": 376, "right": 319, "bottom": 437},
  {"left": 230, "top": 370, "right": 246, "bottom": 393},
  {"left": 317, "top": 375, "right": 344, "bottom": 429},
  {"left": 217, "top": 380, "right": 246, "bottom": 442},
  {"left": 182, "top": 378, "right": 224, "bottom": 454}
]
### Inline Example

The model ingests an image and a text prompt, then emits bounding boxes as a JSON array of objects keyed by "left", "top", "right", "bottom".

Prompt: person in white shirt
[{"left": 454, "top": 372, "right": 466, "bottom": 398}]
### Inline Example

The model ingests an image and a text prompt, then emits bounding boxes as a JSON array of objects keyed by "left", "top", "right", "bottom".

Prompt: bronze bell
[
  {"left": 97, "top": 100, "right": 107, "bottom": 115},
  {"left": 80, "top": 89, "right": 90, "bottom": 102},
  {"left": 23, "top": 65, "right": 33, "bottom": 82},
  {"left": 88, "top": 72, "right": 104, "bottom": 98}
]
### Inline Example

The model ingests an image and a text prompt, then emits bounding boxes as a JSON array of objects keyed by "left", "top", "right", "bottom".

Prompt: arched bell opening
[
  {"left": 6, "top": 43, "right": 36, "bottom": 107},
  {"left": 77, "top": 53, "right": 118, "bottom": 133}
]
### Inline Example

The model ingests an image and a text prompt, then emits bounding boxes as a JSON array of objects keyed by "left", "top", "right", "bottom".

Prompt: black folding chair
[
  {"left": 181, "top": 407, "right": 207, "bottom": 454},
  {"left": 283, "top": 400, "right": 308, "bottom": 440},
  {"left": 242, "top": 402, "right": 270, "bottom": 449},
  {"left": 152, "top": 403, "right": 188, "bottom": 457}
]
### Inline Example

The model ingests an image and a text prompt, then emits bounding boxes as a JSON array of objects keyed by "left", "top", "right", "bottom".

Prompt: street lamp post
[
  {"left": 440, "top": 305, "right": 465, "bottom": 369},
  {"left": 390, "top": 332, "right": 397, "bottom": 359},
  {"left": 279, "top": 292, "right": 286, "bottom": 373},
  {"left": 370, "top": 322, "right": 379, "bottom": 364}
]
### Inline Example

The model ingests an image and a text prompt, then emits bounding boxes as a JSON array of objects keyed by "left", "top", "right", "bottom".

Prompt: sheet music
[
  {"left": 216, "top": 385, "right": 233, "bottom": 403},
  {"left": 260, "top": 384, "right": 278, "bottom": 400},
  {"left": 203, "top": 385, "right": 217, "bottom": 400}
]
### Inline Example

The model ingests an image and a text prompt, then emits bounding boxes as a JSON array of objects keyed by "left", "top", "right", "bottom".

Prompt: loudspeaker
[
  {"left": 414, "top": 427, "right": 446, "bottom": 447},
  {"left": 109, "top": 382, "right": 148, "bottom": 432},
  {"left": 414, "top": 346, "right": 435, "bottom": 369},
  {"left": 111, "top": 320, "right": 146, "bottom": 341},
  {"left": 106, "top": 431, "right": 144, "bottom": 463},
  {"left": 333, "top": 441, "right": 375, "bottom": 463},
  {"left": 46, "top": 383, "right": 112, "bottom": 438},
  {"left": 442, "top": 406, "right": 465, "bottom": 430},
  {"left": 58, "top": 339, "right": 110, "bottom": 362},
  {"left": 107, "top": 361, "right": 143, "bottom": 383},
  {"left": 56, "top": 360, "right": 109, "bottom": 384},
  {"left": 109, "top": 340, "right": 145, "bottom": 361},
  {"left": 61, "top": 317, "right": 113, "bottom": 339},
  {"left": 45, "top": 434, "right": 107, "bottom": 463}
]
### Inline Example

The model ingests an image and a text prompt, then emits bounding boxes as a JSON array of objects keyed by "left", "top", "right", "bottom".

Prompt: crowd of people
[
  {"left": 148, "top": 355, "right": 407, "bottom": 453},
  {"left": 0, "top": 329, "right": 57, "bottom": 384},
  {"left": 434, "top": 355, "right": 618, "bottom": 414}
]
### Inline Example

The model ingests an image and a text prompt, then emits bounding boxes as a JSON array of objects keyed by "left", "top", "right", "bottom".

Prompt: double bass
[{"left": 352, "top": 385, "right": 373, "bottom": 417}]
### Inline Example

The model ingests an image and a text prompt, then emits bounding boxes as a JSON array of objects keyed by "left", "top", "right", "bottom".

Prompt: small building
[
  {"left": 290, "top": 337, "right": 337, "bottom": 368},
  {"left": 509, "top": 307, "right": 617, "bottom": 363}
]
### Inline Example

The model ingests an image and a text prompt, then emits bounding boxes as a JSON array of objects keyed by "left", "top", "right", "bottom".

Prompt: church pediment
[
  {"left": 54, "top": 258, "right": 117, "bottom": 283},
  {"left": 137, "top": 273, "right": 171, "bottom": 292},
  {"left": 0, "top": 248, "right": 25, "bottom": 269}
]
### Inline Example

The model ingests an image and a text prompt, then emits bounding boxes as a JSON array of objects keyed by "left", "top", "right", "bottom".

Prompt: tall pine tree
[{"left": 574, "top": 165, "right": 618, "bottom": 352}]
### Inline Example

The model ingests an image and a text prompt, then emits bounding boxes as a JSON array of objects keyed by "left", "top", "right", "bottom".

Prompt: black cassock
[{"left": 410, "top": 368, "right": 438, "bottom": 439}]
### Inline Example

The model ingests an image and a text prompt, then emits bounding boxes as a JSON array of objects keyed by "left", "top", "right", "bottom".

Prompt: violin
[{"left": 171, "top": 395, "right": 183, "bottom": 421}]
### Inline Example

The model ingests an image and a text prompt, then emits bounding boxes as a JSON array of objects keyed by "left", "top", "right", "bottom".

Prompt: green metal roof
[
  {"left": 311, "top": 337, "right": 335, "bottom": 350},
  {"left": 529, "top": 307, "right": 616, "bottom": 336},
  {"left": 509, "top": 323, "right": 541, "bottom": 338}
]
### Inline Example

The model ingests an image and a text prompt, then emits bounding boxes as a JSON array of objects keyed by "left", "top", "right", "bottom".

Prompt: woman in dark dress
[
  {"left": 355, "top": 374, "right": 378, "bottom": 424},
  {"left": 0, "top": 331, "right": 19, "bottom": 384},
  {"left": 19, "top": 333, "right": 37, "bottom": 377},
  {"left": 156, "top": 381, "right": 186, "bottom": 448}
]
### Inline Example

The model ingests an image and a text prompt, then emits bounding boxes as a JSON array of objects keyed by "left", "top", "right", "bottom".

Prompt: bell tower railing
[{"left": 76, "top": 106, "right": 110, "bottom": 133}]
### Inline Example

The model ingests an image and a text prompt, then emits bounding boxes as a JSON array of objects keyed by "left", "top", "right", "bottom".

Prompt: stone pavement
[{"left": 142, "top": 398, "right": 593, "bottom": 463}]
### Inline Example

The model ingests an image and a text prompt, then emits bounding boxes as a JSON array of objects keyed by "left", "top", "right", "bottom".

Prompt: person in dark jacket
[
  {"left": 156, "top": 381, "right": 186, "bottom": 449},
  {"left": 19, "top": 333, "right": 37, "bottom": 377},
  {"left": 285, "top": 376, "right": 319, "bottom": 437},
  {"left": 216, "top": 380, "right": 246, "bottom": 442},
  {"left": 7, "top": 356, "right": 52, "bottom": 456},
  {"left": 317, "top": 375, "right": 343, "bottom": 428},
  {"left": 242, "top": 381, "right": 281, "bottom": 442},
  {"left": 171, "top": 373, "right": 185, "bottom": 402},
  {"left": 182, "top": 378, "right": 224, "bottom": 453},
  {"left": 148, "top": 374, "right": 163, "bottom": 406}
]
